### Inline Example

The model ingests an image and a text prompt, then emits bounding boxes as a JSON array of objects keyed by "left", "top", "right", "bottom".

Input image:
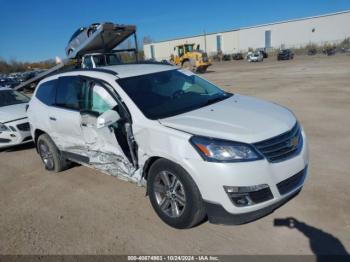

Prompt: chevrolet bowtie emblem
[{"left": 291, "top": 136, "right": 299, "bottom": 147}]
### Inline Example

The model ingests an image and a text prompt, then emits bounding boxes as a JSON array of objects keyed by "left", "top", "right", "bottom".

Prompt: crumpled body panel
[
  {"left": 52, "top": 112, "right": 141, "bottom": 183},
  {"left": 67, "top": 146, "right": 138, "bottom": 182}
]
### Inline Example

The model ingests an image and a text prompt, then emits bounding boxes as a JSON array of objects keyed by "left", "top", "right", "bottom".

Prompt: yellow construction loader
[{"left": 170, "top": 43, "right": 211, "bottom": 73}]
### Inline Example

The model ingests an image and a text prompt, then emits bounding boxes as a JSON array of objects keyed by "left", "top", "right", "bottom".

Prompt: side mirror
[{"left": 96, "top": 109, "right": 121, "bottom": 129}]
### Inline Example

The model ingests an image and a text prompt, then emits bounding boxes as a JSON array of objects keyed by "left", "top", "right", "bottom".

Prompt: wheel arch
[
  {"left": 181, "top": 58, "right": 190, "bottom": 66},
  {"left": 142, "top": 156, "right": 193, "bottom": 181},
  {"left": 34, "top": 129, "right": 46, "bottom": 151},
  {"left": 142, "top": 156, "right": 162, "bottom": 181},
  {"left": 141, "top": 155, "right": 202, "bottom": 197}
]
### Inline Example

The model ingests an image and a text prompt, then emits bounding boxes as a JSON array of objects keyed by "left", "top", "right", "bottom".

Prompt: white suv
[{"left": 27, "top": 64, "right": 309, "bottom": 228}]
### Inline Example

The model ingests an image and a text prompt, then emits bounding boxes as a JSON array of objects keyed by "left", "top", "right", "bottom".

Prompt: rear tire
[
  {"left": 196, "top": 66, "right": 208, "bottom": 74},
  {"left": 37, "top": 134, "right": 70, "bottom": 173},
  {"left": 148, "top": 159, "right": 206, "bottom": 229}
]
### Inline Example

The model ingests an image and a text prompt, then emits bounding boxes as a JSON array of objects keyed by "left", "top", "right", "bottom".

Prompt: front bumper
[
  {"left": 205, "top": 188, "right": 301, "bottom": 224},
  {"left": 0, "top": 118, "right": 32, "bottom": 149},
  {"left": 182, "top": 131, "right": 309, "bottom": 224}
]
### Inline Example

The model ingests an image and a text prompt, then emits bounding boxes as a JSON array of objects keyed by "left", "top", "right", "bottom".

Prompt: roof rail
[
  {"left": 86, "top": 68, "right": 119, "bottom": 76},
  {"left": 46, "top": 67, "right": 119, "bottom": 78}
]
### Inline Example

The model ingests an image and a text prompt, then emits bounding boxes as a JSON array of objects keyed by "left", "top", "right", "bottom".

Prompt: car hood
[
  {"left": 0, "top": 103, "right": 28, "bottom": 123},
  {"left": 159, "top": 95, "right": 296, "bottom": 143}
]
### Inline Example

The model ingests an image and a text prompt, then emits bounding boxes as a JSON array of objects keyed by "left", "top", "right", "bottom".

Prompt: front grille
[
  {"left": 0, "top": 138, "right": 11, "bottom": 143},
  {"left": 254, "top": 122, "right": 303, "bottom": 163},
  {"left": 17, "top": 122, "right": 30, "bottom": 131},
  {"left": 277, "top": 168, "right": 307, "bottom": 195}
]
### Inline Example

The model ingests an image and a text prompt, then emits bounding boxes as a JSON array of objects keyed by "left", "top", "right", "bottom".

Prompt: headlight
[
  {"left": 190, "top": 136, "right": 263, "bottom": 162},
  {"left": 0, "top": 123, "right": 10, "bottom": 132}
]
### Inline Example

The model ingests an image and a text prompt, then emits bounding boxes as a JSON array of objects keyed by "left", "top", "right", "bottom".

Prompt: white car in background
[
  {"left": 247, "top": 52, "right": 264, "bottom": 62},
  {"left": 27, "top": 64, "right": 309, "bottom": 229},
  {"left": 0, "top": 87, "right": 32, "bottom": 148}
]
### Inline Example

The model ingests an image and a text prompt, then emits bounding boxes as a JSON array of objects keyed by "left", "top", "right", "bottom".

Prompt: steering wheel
[{"left": 172, "top": 90, "right": 185, "bottom": 99}]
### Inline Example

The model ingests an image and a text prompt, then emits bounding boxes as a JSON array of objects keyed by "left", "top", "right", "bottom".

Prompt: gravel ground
[{"left": 0, "top": 54, "right": 349, "bottom": 255}]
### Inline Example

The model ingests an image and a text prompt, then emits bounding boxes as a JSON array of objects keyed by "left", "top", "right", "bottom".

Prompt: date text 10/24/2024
[{"left": 128, "top": 256, "right": 219, "bottom": 261}]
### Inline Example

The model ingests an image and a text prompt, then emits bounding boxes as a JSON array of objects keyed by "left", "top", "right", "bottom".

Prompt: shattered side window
[{"left": 91, "top": 85, "right": 118, "bottom": 114}]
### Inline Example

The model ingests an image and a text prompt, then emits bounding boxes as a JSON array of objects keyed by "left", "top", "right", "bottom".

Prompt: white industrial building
[{"left": 144, "top": 10, "right": 350, "bottom": 61}]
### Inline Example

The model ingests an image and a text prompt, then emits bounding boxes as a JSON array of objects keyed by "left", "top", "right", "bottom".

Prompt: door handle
[{"left": 49, "top": 117, "right": 57, "bottom": 121}]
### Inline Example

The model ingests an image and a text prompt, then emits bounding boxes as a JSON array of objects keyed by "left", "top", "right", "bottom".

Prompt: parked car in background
[
  {"left": 0, "top": 78, "right": 19, "bottom": 89},
  {"left": 28, "top": 63, "right": 308, "bottom": 229},
  {"left": 323, "top": 47, "right": 337, "bottom": 56},
  {"left": 248, "top": 52, "right": 264, "bottom": 62},
  {"left": 222, "top": 54, "right": 232, "bottom": 61},
  {"left": 0, "top": 87, "right": 32, "bottom": 148},
  {"left": 258, "top": 49, "right": 268, "bottom": 58},
  {"left": 232, "top": 53, "right": 244, "bottom": 60},
  {"left": 18, "top": 71, "right": 37, "bottom": 82},
  {"left": 277, "top": 49, "right": 294, "bottom": 60}
]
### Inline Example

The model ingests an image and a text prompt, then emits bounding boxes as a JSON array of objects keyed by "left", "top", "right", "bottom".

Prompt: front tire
[
  {"left": 148, "top": 159, "right": 206, "bottom": 229},
  {"left": 196, "top": 66, "right": 208, "bottom": 74},
  {"left": 37, "top": 134, "right": 69, "bottom": 173}
]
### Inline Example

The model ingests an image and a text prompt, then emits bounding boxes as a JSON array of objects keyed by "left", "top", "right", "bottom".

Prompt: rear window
[{"left": 36, "top": 80, "right": 57, "bottom": 106}]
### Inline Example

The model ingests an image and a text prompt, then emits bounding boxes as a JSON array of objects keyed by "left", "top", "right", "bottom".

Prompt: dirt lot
[{"left": 0, "top": 55, "right": 349, "bottom": 255}]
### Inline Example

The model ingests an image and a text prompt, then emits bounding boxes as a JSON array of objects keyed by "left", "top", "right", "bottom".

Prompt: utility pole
[{"left": 204, "top": 30, "right": 207, "bottom": 53}]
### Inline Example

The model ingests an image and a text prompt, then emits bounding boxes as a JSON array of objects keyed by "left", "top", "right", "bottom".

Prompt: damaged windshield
[
  {"left": 0, "top": 90, "right": 30, "bottom": 107},
  {"left": 117, "top": 69, "right": 232, "bottom": 119}
]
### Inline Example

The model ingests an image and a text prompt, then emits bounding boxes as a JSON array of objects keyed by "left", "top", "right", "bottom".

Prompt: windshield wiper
[{"left": 204, "top": 93, "right": 232, "bottom": 106}]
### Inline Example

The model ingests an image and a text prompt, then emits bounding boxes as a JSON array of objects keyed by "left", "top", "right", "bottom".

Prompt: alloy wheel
[
  {"left": 39, "top": 141, "right": 54, "bottom": 170},
  {"left": 153, "top": 171, "right": 187, "bottom": 218}
]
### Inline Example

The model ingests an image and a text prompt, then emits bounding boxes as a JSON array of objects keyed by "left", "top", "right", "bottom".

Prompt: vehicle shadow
[
  {"left": 202, "top": 70, "right": 215, "bottom": 74},
  {"left": 274, "top": 217, "right": 349, "bottom": 261},
  {"left": 0, "top": 142, "right": 35, "bottom": 153}
]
